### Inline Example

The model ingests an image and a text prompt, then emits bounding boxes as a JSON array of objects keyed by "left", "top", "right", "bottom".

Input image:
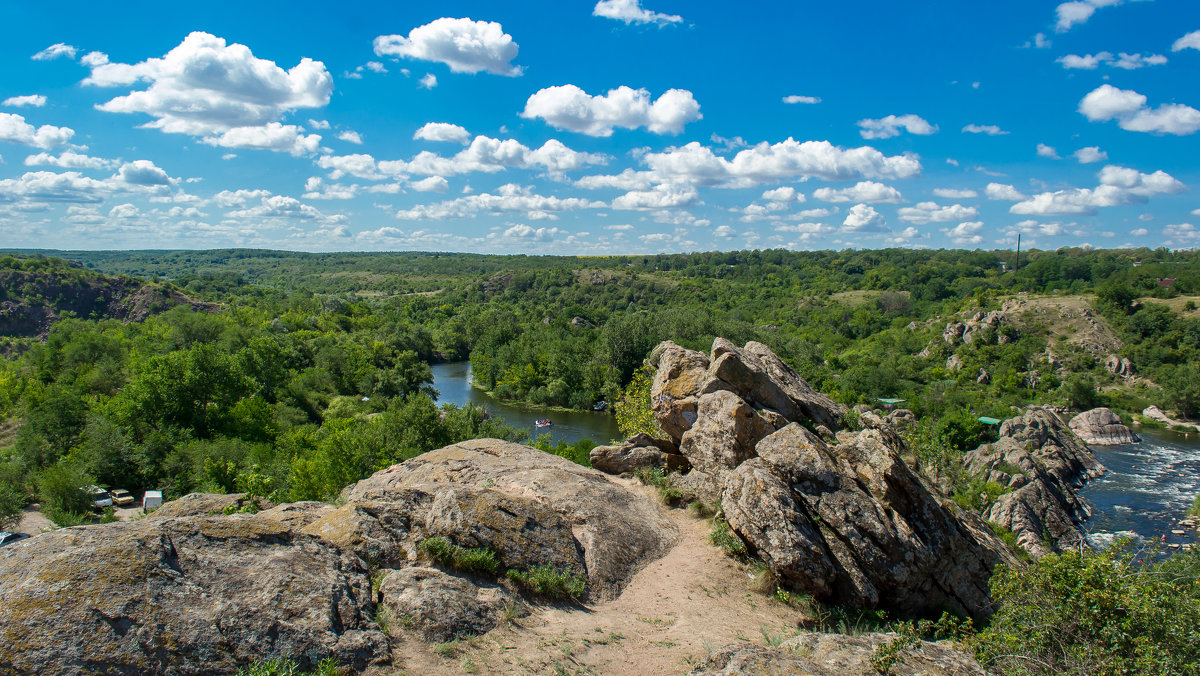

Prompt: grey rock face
[
  {"left": 965, "top": 407, "right": 1106, "bottom": 557},
  {"left": 378, "top": 566, "right": 517, "bottom": 642},
  {"left": 692, "top": 633, "right": 986, "bottom": 676},
  {"left": 0, "top": 514, "right": 388, "bottom": 675},
  {"left": 648, "top": 338, "right": 1016, "bottom": 619},
  {"left": 338, "top": 439, "right": 676, "bottom": 601},
  {"left": 147, "top": 492, "right": 274, "bottom": 519},
  {"left": 649, "top": 341, "right": 711, "bottom": 440},
  {"left": 1069, "top": 407, "right": 1140, "bottom": 445}
]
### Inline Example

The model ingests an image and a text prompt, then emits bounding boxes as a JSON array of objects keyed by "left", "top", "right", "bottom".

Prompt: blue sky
[{"left": 1, "top": 0, "right": 1198, "bottom": 254}]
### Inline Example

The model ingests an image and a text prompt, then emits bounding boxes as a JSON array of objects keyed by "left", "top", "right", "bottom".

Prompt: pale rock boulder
[
  {"left": 649, "top": 341, "right": 711, "bottom": 440},
  {"left": 337, "top": 439, "right": 676, "bottom": 601},
  {"left": 1069, "top": 407, "right": 1140, "bottom": 445},
  {"left": 589, "top": 432, "right": 687, "bottom": 475}
]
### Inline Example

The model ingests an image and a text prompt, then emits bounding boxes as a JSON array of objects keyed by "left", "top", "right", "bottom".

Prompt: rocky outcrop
[
  {"left": 649, "top": 338, "right": 1016, "bottom": 620},
  {"left": 0, "top": 513, "right": 388, "bottom": 675},
  {"left": 943, "top": 309, "right": 1009, "bottom": 346},
  {"left": 320, "top": 439, "right": 677, "bottom": 601},
  {"left": 1143, "top": 405, "right": 1200, "bottom": 432},
  {"left": 589, "top": 432, "right": 687, "bottom": 475},
  {"left": 1105, "top": 354, "right": 1134, "bottom": 378},
  {"left": 1069, "top": 407, "right": 1140, "bottom": 445},
  {"left": 692, "top": 633, "right": 986, "bottom": 675},
  {"left": 377, "top": 567, "right": 518, "bottom": 642},
  {"left": 965, "top": 407, "right": 1106, "bottom": 557},
  {"left": 649, "top": 338, "right": 846, "bottom": 443}
]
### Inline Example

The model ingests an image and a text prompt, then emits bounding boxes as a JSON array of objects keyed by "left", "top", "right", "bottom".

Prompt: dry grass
[{"left": 1141, "top": 295, "right": 1200, "bottom": 318}]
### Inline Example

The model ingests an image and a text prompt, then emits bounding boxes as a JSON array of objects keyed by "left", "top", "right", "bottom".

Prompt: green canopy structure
[{"left": 977, "top": 416, "right": 1001, "bottom": 425}]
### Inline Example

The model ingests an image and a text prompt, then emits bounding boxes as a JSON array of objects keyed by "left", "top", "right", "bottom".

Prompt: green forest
[{"left": 2, "top": 246, "right": 1199, "bottom": 528}]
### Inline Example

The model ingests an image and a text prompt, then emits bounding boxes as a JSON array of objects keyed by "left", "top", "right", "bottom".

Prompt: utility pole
[{"left": 1014, "top": 233, "right": 1021, "bottom": 274}]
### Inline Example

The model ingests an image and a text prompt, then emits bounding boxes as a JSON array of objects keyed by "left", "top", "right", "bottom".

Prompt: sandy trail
[{"left": 385, "top": 481, "right": 806, "bottom": 675}]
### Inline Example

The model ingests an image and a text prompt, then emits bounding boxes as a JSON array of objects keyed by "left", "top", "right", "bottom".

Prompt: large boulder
[
  {"left": 649, "top": 341, "right": 711, "bottom": 440},
  {"left": 377, "top": 566, "right": 517, "bottom": 642},
  {"left": 1069, "top": 407, "right": 1140, "bottom": 445},
  {"left": 724, "top": 424, "right": 1014, "bottom": 619},
  {"left": 965, "top": 407, "right": 1106, "bottom": 557},
  {"left": 147, "top": 492, "right": 274, "bottom": 519},
  {"left": 692, "top": 633, "right": 986, "bottom": 676},
  {"left": 0, "top": 514, "right": 388, "bottom": 675},
  {"left": 589, "top": 432, "right": 687, "bottom": 475},
  {"left": 334, "top": 439, "right": 676, "bottom": 601}
]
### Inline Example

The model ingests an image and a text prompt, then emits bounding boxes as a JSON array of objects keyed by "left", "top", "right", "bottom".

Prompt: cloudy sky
[{"left": 2, "top": 0, "right": 1198, "bottom": 253}]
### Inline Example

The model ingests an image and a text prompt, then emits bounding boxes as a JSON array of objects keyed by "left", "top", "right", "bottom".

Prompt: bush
[
  {"left": 709, "top": 515, "right": 748, "bottom": 560},
  {"left": 37, "top": 461, "right": 94, "bottom": 517},
  {"left": 235, "top": 658, "right": 337, "bottom": 676},
  {"left": 505, "top": 565, "right": 586, "bottom": 600},
  {"left": 614, "top": 363, "right": 662, "bottom": 439},
  {"left": 419, "top": 536, "right": 500, "bottom": 576},
  {"left": 973, "top": 544, "right": 1200, "bottom": 675}
]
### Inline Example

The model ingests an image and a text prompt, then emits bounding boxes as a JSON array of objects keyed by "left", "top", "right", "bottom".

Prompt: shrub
[
  {"left": 235, "top": 659, "right": 337, "bottom": 676},
  {"left": 419, "top": 536, "right": 501, "bottom": 576},
  {"left": 710, "top": 515, "right": 748, "bottom": 560},
  {"left": 973, "top": 544, "right": 1200, "bottom": 675},
  {"left": 614, "top": 363, "right": 662, "bottom": 439},
  {"left": 505, "top": 565, "right": 587, "bottom": 600}
]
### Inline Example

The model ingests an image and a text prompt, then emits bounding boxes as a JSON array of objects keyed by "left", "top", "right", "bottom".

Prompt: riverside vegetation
[{"left": 1, "top": 247, "right": 1200, "bottom": 674}]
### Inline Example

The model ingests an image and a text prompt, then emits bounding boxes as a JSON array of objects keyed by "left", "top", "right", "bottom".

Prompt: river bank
[{"left": 430, "top": 361, "right": 622, "bottom": 446}]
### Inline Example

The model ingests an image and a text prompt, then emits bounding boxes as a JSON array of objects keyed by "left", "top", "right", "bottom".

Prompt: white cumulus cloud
[
  {"left": 593, "top": 0, "right": 682, "bottom": 25},
  {"left": 813, "top": 181, "right": 902, "bottom": 203},
  {"left": 1055, "top": 0, "right": 1135, "bottom": 33},
  {"left": 1037, "top": 143, "right": 1060, "bottom": 159},
  {"left": 963, "top": 124, "right": 1009, "bottom": 135},
  {"left": 419, "top": 73, "right": 438, "bottom": 89},
  {"left": 782, "top": 95, "right": 821, "bottom": 104},
  {"left": 1010, "top": 165, "right": 1186, "bottom": 215},
  {"left": 84, "top": 32, "right": 332, "bottom": 153},
  {"left": 898, "top": 202, "right": 979, "bottom": 224},
  {"left": 842, "top": 204, "right": 887, "bottom": 232},
  {"left": 414, "top": 122, "right": 471, "bottom": 144},
  {"left": 337, "top": 130, "right": 363, "bottom": 144},
  {"left": 521, "top": 84, "right": 701, "bottom": 136},
  {"left": 946, "top": 221, "right": 984, "bottom": 245},
  {"left": 1059, "top": 51, "right": 1166, "bottom": 69},
  {"left": 1074, "top": 146, "right": 1108, "bottom": 163},
  {"left": 1174, "top": 30, "right": 1200, "bottom": 52},
  {"left": 1079, "top": 84, "right": 1200, "bottom": 135},
  {"left": 933, "top": 188, "right": 978, "bottom": 199},
  {"left": 0, "top": 113, "right": 74, "bottom": 149},
  {"left": 32, "top": 43, "right": 76, "bottom": 61},
  {"left": 3, "top": 95, "right": 47, "bottom": 108},
  {"left": 24, "top": 151, "right": 117, "bottom": 169},
  {"left": 373, "top": 18, "right": 522, "bottom": 76},
  {"left": 857, "top": 114, "right": 936, "bottom": 140},
  {"left": 986, "top": 183, "right": 1028, "bottom": 201}
]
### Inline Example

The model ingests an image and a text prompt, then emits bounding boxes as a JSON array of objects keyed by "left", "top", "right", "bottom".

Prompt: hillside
[{"left": 0, "top": 255, "right": 217, "bottom": 338}]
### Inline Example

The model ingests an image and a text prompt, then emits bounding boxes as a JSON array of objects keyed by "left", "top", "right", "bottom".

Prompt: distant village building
[{"left": 1158, "top": 278, "right": 1176, "bottom": 288}]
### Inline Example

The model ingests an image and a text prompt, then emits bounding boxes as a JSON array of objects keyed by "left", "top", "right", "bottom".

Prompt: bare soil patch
[{"left": 378, "top": 479, "right": 806, "bottom": 676}]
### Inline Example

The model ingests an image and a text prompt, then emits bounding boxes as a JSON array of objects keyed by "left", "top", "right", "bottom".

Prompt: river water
[
  {"left": 1081, "top": 426, "right": 1200, "bottom": 550},
  {"left": 430, "top": 361, "right": 622, "bottom": 446}
]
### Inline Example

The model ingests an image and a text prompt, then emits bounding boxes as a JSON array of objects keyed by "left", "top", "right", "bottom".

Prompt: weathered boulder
[
  {"left": 679, "top": 390, "right": 779, "bottom": 476},
  {"left": 0, "top": 514, "right": 388, "bottom": 675},
  {"left": 1143, "top": 405, "right": 1200, "bottom": 432},
  {"left": 710, "top": 339, "right": 845, "bottom": 433},
  {"left": 589, "top": 432, "right": 687, "bottom": 475},
  {"left": 340, "top": 439, "right": 676, "bottom": 601},
  {"left": 691, "top": 633, "right": 985, "bottom": 676},
  {"left": 377, "top": 566, "right": 517, "bottom": 642},
  {"left": 885, "top": 408, "right": 918, "bottom": 431},
  {"left": 723, "top": 424, "right": 1014, "bottom": 619},
  {"left": 1069, "top": 407, "right": 1140, "bottom": 445},
  {"left": 946, "top": 354, "right": 963, "bottom": 371},
  {"left": 649, "top": 341, "right": 711, "bottom": 440},
  {"left": 977, "top": 368, "right": 990, "bottom": 385},
  {"left": 147, "top": 492, "right": 274, "bottom": 519},
  {"left": 965, "top": 407, "right": 1106, "bottom": 557}
]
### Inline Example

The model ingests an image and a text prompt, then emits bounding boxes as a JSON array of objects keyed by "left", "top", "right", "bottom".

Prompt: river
[
  {"left": 430, "top": 361, "right": 622, "bottom": 446},
  {"left": 1081, "top": 426, "right": 1200, "bottom": 550}
]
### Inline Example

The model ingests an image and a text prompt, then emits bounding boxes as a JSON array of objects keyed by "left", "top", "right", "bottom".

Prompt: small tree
[{"left": 614, "top": 363, "right": 663, "bottom": 440}]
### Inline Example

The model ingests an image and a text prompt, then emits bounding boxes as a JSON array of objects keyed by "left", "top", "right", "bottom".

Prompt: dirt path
[{"left": 385, "top": 482, "right": 806, "bottom": 675}]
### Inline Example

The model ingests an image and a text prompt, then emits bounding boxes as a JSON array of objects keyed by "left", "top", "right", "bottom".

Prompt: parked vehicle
[
  {"left": 83, "top": 485, "right": 112, "bottom": 510},
  {"left": 0, "top": 532, "right": 30, "bottom": 547},
  {"left": 110, "top": 489, "right": 135, "bottom": 507},
  {"left": 142, "top": 490, "right": 163, "bottom": 512}
]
